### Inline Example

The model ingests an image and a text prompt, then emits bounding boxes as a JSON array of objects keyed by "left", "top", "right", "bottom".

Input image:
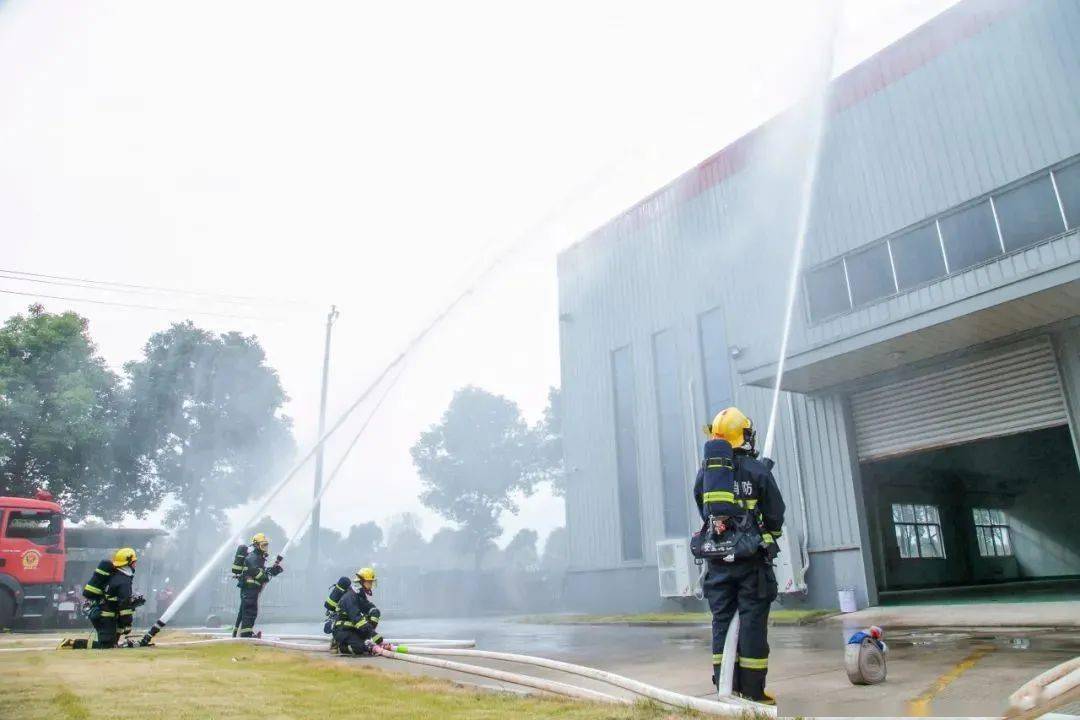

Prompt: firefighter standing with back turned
[
  {"left": 694, "top": 407, "right": 785, "bottom": 705},
  {"left": 234, "top": 532, "right": 283, "bottom": 638}
]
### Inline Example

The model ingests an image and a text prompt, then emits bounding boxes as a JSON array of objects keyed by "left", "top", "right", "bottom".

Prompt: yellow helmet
[
  {"left": 705, "top": 407, "right": 755, "bottom": 449},
  {"left": 112, "top": 548, "right": 138, "bottom": 568},
  {"left": 355, "top": 567, "right": 377, "bottom": 586},
  {"left": 251, "top": 533, "right": 270, "bottom": 550}
]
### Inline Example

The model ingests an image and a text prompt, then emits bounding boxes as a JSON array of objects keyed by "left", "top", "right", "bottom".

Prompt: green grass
[
  {"left": 0, "top": 641, "right": 701, "bottom": 719},
  {"left": 520, "top": 609, "right": 835, "bottom": 626}
]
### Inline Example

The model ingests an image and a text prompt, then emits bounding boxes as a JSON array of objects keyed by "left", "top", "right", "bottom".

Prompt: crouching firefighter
[
  {"left": 233, "top": 532, "right": 283, "bottom": 638},
  {"left": 691, "top": 407, "right": 785, "bottom": 705},
  {"left": 64, "top": 548, "right": 146, "bottom": 649},
  {"left": 333, "top": 568, "right": 387, "bottom": 655}
]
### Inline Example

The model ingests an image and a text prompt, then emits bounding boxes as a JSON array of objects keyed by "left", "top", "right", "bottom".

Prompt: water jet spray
[
  {"left": 138, "top": 253, "right": 508, "bottom": 646},
  {"left": 718, "top": 3, "right": 841, "bottom": 699}
]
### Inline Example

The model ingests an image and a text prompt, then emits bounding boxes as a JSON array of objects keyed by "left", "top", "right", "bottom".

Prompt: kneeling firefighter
[
  {"left": 692, "top": 407, "right": 785, "bottom": 705},
  {"left": 65, "top": 548, "right": 145, "bottom": 649},
  {"left": 233, "top": 532, "right": 283, "bottom": 638},
  {"left": 333, "top": 567, "right": 386, "bottom": 655}
]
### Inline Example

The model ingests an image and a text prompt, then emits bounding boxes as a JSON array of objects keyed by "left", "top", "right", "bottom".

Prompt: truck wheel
[{"left": 0, "top": 590, "right": 15, "bottom": 631}]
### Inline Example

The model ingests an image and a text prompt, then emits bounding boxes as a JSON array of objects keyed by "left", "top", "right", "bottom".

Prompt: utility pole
[{"left": 310, "top": 304, "right": 339, "bottom": 575}]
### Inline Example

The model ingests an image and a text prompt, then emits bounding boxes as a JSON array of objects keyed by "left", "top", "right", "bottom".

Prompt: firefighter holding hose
[
  {"left": 62, "top": 547, "right": 145, "bottom": 649},
  {"left": 332, "top": 567, "right": 387, "bottom": 655},
  {"left": 233, "top": 532, "right": 283, "bottom": 638},
  {"left": 693, "top": 407, "right": 785, "bottom": 705}
]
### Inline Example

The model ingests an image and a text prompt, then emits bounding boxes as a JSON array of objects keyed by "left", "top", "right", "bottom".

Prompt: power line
[
  {"left": 0, "top": 288, "right": 283, "bottom": 322},
  {"left": 0, "top": 267, "right": 318, "bottom": 310}
]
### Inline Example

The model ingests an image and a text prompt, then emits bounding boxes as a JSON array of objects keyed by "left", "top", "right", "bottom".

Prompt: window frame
[
  {"left": 610, "top": 345, "right": 645, "bottom": 563},
  {"left": 651, "top": 328, "right": 689, "bottom": 539},
  {"left": 891, "top": 502, "right": 946, "bottom": 560},
  {"left": 844, "top": 240, "right": 898, "bottom": 307},
  {"left": 4, "top": 509, "right": 63, "bottom": 546},
  {"left": 803, "top": 259, "right": 853, "bottom": 323},
  {"left": 802, "top": 156, "right": 1080, "bottom": 327},
  {"left": 972, "top": 508, "right": 1014, "bottom": 558}
]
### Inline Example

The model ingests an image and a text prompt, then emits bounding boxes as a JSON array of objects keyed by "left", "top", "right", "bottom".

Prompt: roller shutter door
[{"left": 851, "top": 338, "right": 1069, "bottom": 461}]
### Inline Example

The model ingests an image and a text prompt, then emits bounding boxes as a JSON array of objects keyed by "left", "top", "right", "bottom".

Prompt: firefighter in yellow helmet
[
  {"left": 233, "top": 532, "right": 283, "bottom": 638},
  {"left": 332, "top": 567, "right": 386, "bottom": 655},
  {"left": 693, "top": 407, "right": 785, "bottom": 705},
  {"left": 66, "top": 548, "right": 145, "bottom": 649}
]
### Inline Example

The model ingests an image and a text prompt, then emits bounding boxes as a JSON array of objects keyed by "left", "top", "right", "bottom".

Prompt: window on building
[
  {"left": 1054, "top": 161, "right": 1080, "bottom": 230},
  {"left": 846, "top": 243, "right": 896, "bottom": 306},
  {"left": 891, "top": 503, "right": 945, "bottom": 559},
  {"left": 653, "top": 330, "right": 688, "bottom": 538},
  {"left": 698, "top": 307, "right": 733, "bottom": 419},
  {"left": 939, "top": 201, "right": 1001, "bottom": 272},
  {"left": 612, "top": 346, "right": 643, "bottom": 561},
  {"left": 890, "top": 223, "right": 948, "bottom": 290},
  {"left": 972, "top": 508, "right": 1013, "bottom": 557},
  {"left": 995, "top": 174, "right": 1066, "bottom": 252},
  {"left": 805, "top": 261, "right": 850, "bottom": 322},
  {"left": 4, "top": 510, "right": 62, "bottom": 546}
]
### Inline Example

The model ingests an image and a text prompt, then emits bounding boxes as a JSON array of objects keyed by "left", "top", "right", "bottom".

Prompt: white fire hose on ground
[
  {"left": 29, "top": 631, "right": 770, "bottom": 715},
  {"left": 395, "top": 644, "right": 772, "bottom": 717},
  {"left": 371, "top": 645, "right": 625, "bottom": 704},
  {"left": 196, "top": 632, "right": 474, "bottom": 648},
  {"left": 1007, "top": 656, "right": 1080, "bottom": 720}
]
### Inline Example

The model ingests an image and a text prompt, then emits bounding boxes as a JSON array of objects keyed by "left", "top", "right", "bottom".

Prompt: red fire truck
[{"left": 0, "top": 491, "right": 66, "bottom": 629}]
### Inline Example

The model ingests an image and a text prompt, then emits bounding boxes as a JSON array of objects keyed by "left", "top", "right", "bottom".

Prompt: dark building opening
[{"left": 860, "top": 425, "right": 1080, "bottom": 594}]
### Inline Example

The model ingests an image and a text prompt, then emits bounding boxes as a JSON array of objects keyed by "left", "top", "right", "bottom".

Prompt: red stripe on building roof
[{"left": 575, "top": 0, "right": 1029, "bottom": 250}]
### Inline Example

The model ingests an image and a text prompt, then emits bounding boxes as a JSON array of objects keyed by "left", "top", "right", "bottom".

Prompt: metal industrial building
[{"left": 556, "top": 0, "right": 1080, "bottom": 611}]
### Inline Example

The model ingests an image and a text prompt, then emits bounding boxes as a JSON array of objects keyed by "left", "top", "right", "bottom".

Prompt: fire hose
[
  {"left": 393, "top": 645, "right": 772, "bottom": 717},
  {"left": 1007, "top": 656, "right": 1080, "bottom": 720},
  {"left": 370, "top": 645, "right": 625, "bottom": 704}
]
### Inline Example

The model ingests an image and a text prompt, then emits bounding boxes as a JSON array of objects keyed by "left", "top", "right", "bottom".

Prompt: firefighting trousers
[
  {"left": 90, "top": 614, "right": 118, "bottom": 649},
  {"left": 704, "top": 559, "right": 778, "bottom": 701},
  {"left": 333, "top": 625, "right": 380, "bottom": 655},
  {"left": 234, "top": 587, "right": 261, "bottom": 638}
]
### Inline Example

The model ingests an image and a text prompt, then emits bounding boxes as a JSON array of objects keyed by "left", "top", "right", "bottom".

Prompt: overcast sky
[{"left": 1, "top": 0, "right": 959, "bottom": 551}]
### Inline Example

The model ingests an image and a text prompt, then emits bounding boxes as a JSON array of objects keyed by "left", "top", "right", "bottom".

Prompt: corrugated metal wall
[
  {"left": 557, "top": 0, "right": 1080, "bottom": 602},
  {"left": 559, "top": 187, "right": 866, "bottom": 578},
  {"left": 851, "top": 338, "right": 1069, "bottom": 460},
  {"left": 729, "top": 0, "right": 1080, "bottom": 372}
]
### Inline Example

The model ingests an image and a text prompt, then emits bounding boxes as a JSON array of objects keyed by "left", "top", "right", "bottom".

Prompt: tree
[
  {"left": 125, "top": 322, "right": 295, "bottom": 567},
  {"left": 502, "top": 528, "right": 539, "bottom": 571},
  {"left": 410, "top": 386, "right": 541, "bottom": 569},
  {"left": 289, "top": 526, "right": 344, "bottom": 568},
  {"left": 242, "top": 516, "right": 288, "bottom": 548},
  {"left": 425, "top": 527, "right": 474, "bottom": 571},
  {"left": 541, "top": 527, "right": 569, "bottom": 572},
  {"left": 533, "top": 386, "right": 565, "bottom": 497},
  {"left": 0, "top": 305, "right": 160, "bottom": 520},
  {"left": 342, "top": 521, "right": 383, "bottom": 565},
  {"left": 381, "top": 513, "right": 427, "bottom": 568}
]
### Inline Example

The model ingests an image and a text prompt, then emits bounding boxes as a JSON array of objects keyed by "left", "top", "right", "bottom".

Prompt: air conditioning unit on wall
[{"left": 656, "top": 538, "right": 695, "bottom": 597}]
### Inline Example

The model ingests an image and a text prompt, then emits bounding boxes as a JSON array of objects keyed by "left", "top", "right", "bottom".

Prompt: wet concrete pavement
[{"left": 260, "top": 617, "right": 1080, "bottom": 717}]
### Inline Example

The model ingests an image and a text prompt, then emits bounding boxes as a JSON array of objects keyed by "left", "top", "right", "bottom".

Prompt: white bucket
[{"left": 838, "top": 588, "right": 857, "bottom": 613}]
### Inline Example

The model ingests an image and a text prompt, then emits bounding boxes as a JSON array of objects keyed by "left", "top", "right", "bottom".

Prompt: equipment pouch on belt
[
  {"left": 691, "top": 512, "right": 763, "bottom": 562},
  {"left": 84, "top": 600, "right": 102, "bottom": 621}
]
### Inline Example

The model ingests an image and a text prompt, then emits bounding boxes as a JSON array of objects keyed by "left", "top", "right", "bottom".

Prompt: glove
[
  {"left": 130, "top": 595, "right": 147, "bottom": 608},
  {"left": 268, "top": 564, "right": 284, "bottom": 577},
  {"left": 764, "top": 542, "right": 780, "bottom": 562}
]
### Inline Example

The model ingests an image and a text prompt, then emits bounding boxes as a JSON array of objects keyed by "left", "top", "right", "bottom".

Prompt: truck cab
[{"left": 0, "top": 492, "right": 66, "bottom": 628}]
